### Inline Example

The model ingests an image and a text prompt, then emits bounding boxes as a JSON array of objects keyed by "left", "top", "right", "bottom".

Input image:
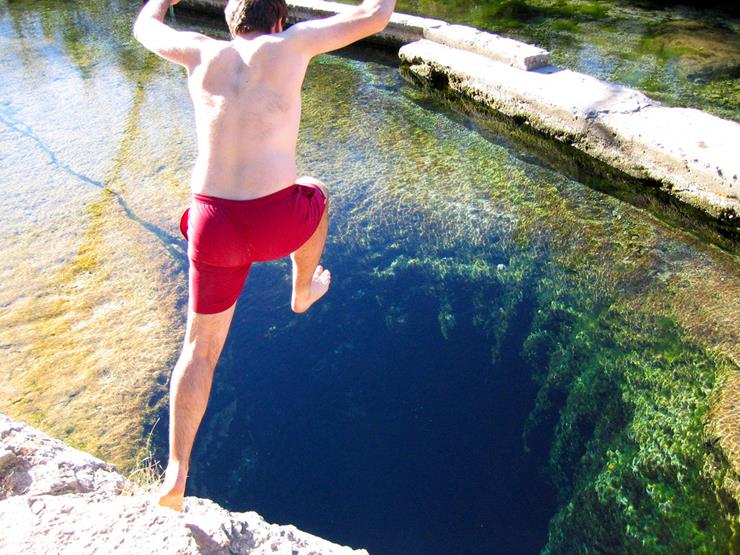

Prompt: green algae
[
  {"left": 0, "top": 0, "right": 187, "bottom": 470},
  {"left": 359, "top": 163, "right": 740, "bottom": 551},
  {"left": 333, "top": 161, "right": 739, "bottom": 550},
  {"left": 298, "top": 53, "right": 740, "bottom": 550},
  {"left": 399, "top": 65, "right": 740, "bottom": 248},
  {"left": 0, "top": 79, "right": 173, "bottom": 467},
  {"left": 523, "top": 272, "right": 739, "bottom": 553}
]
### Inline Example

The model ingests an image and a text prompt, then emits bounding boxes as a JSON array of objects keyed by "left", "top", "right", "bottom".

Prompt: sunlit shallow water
[{"left": 0, "top": 1, "right": 738, "bottom": 554}]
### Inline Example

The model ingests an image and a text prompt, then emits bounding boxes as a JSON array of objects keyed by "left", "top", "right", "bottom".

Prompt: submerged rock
[
  {"left": 647, "top": 20, "right": 740, "bottom": 80},
  {"left": 0, "top": 413, "right": 366, "bottom": 555}
]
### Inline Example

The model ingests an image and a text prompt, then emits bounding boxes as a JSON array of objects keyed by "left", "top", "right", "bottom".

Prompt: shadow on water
[{"left": 0, "top": 98, "right": 185, "bottom": 266}]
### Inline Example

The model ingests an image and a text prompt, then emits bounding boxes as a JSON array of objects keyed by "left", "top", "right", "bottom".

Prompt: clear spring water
[{"left": 0, "top": 1, "right": 737, "bottom": 553}]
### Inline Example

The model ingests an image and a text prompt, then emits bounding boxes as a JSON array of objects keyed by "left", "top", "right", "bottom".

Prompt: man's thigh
[{"left": 183, "top": 302, "right": 237, "bottom": 367}]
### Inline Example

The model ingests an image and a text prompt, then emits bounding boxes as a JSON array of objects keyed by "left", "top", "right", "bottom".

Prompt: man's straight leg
[{"left": 159, "top": 302, "right": 236, "bottom": 511}]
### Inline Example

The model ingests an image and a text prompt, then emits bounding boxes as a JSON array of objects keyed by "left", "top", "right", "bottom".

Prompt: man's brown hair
[{"left": 225, "top": 0, "right": 288, "bottom": 36}]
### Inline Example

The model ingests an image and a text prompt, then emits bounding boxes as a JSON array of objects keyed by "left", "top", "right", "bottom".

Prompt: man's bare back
[
  {"left": 188, "top": 34, "right": 305, "bottom": 199},
  {"left": 134, "top": 0, "right": 396, "bottom": 512}
]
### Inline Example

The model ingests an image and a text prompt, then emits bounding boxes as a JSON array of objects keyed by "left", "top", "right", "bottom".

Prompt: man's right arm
[
  {"left": 133, "top": 0, "right": 210, "bottom": 72},
  {"left": 282, "top": 0, "right": 396, "bottom": 57}
]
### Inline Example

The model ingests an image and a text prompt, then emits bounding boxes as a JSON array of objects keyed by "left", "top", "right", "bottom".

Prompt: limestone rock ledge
[
  {"left": 399, "top": 40, "right": 740, "bottom": 223},
  {"left": 0, "top": 413, "right": 367, "bottom": 555}
]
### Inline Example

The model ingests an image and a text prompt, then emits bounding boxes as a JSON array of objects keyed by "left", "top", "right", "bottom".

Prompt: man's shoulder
[
  {"left": 195, "top": 38, "right": 248, "bottom": 66},
  {"left": 197, "top": 35, "right": 233, "bottom": 51}
]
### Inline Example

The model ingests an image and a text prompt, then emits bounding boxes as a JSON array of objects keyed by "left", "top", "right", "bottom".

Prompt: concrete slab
[
  {"left": 383, "top": 12, "right": 446, "bottom": 45},
  {"left": 597, "top": 106, "right": 739, "bottom": 215},
  {"left": 399, "top": 39, "right": 740, "bottom": 220},
  {"left": 400, "top": 40, "right": 652, "bottom": 137},
  {"left": 424, "top": 24, "right": 549, "bottom": 71}
]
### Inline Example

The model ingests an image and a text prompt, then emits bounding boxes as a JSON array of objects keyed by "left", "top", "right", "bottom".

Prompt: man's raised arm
[
  {"left": 133, "top": 0, "right": 210, "bottom": 71},
  {"left": 283, "top": 0, "right": 397, "bottom": 57}
]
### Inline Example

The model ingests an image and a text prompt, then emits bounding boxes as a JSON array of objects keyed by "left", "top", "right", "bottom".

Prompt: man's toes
[{"left": 313, "top": 265, "right": 323, "bottom": 279}]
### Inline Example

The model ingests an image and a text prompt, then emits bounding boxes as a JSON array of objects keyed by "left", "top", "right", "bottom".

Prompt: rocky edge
[{"left": 0, "top": 413, "right": 367, "bottom": 555}]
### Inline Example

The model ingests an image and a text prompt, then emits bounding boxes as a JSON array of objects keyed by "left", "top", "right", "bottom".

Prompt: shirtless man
[{"left": 133, "top": 0, "right": 396, "bottom": 511}]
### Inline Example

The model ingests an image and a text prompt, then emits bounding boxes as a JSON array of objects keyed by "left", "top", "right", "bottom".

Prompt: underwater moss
[
  {"left": 523, "top": 270, "right": 739, "bottom": 554},
  {"left": 0, "top": 35, "right": 184, "bottom": 471}
]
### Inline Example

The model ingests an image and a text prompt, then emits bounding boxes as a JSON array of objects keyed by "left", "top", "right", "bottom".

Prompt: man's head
[{"left": 225, "top": 0, "right": 288, "bottom": 37}]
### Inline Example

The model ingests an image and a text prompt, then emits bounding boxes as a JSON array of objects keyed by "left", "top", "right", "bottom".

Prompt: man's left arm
[{"left": 133, "top": 0, "right": 209, "bottom": 71}]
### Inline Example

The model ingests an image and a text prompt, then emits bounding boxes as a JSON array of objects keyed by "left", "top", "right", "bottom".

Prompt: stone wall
[{"left": 399, "top": 40, "right": 739, "bottom": 223}]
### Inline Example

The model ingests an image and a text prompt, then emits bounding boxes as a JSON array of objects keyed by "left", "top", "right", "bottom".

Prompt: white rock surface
[
  {"left": 0, "top": 413, "right": 367, "bottom": 555},
  {"left": 424, "top": 24, "right": 549, "bottom": 70},
  {"left": 400, "top": 40, "right": 651, "bottom": 136},
  {"left": 596, "top": 106, "right": 739, "bottom": 214},
  {"left": 0, "top": 413, "right": 125, "bottom": 501},
  {"left": 383, "top": 12, "right": 445, "bottom": 45}
]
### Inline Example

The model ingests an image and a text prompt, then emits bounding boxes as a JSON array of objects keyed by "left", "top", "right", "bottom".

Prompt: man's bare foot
[
  {"left": 157, "top": 466, "right": 186, "bottom": 512},
  {"left": 158, "top": 488, "right": 184, "bottom": 512},
  {"left": 292, "top": 265, "right": 331, "bottom": 313}
]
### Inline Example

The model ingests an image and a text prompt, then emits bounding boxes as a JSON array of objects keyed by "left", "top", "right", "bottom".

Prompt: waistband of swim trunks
[{"left": 192, "top": 184, "right": 302, "bottom": 208}]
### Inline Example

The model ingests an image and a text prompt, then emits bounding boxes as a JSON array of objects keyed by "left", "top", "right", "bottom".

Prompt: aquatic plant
[
  {"left": 524, "top": 269, "right": 739, "bottom": 553},
  {"left": 301, "top": 49, "right": 740, "bottom": 551},
  {"left": 0, "top": 10, "right": 188, "bottom": 470},
  {"left": 122, "top": 418, "right": 165, "bottom": 495}
]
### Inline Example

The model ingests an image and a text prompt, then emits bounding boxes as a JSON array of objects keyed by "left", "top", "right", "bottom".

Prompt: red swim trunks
[{"left": 179, "top": 183, "right": 326, "bottom": 314}]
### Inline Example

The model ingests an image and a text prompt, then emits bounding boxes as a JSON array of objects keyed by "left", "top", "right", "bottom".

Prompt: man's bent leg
[
  {"left": 291, "top": 176, "right": 330, "bottom": 313},
  {"left": 159, "top": 303, "right": 236, "bottom": 511}
]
